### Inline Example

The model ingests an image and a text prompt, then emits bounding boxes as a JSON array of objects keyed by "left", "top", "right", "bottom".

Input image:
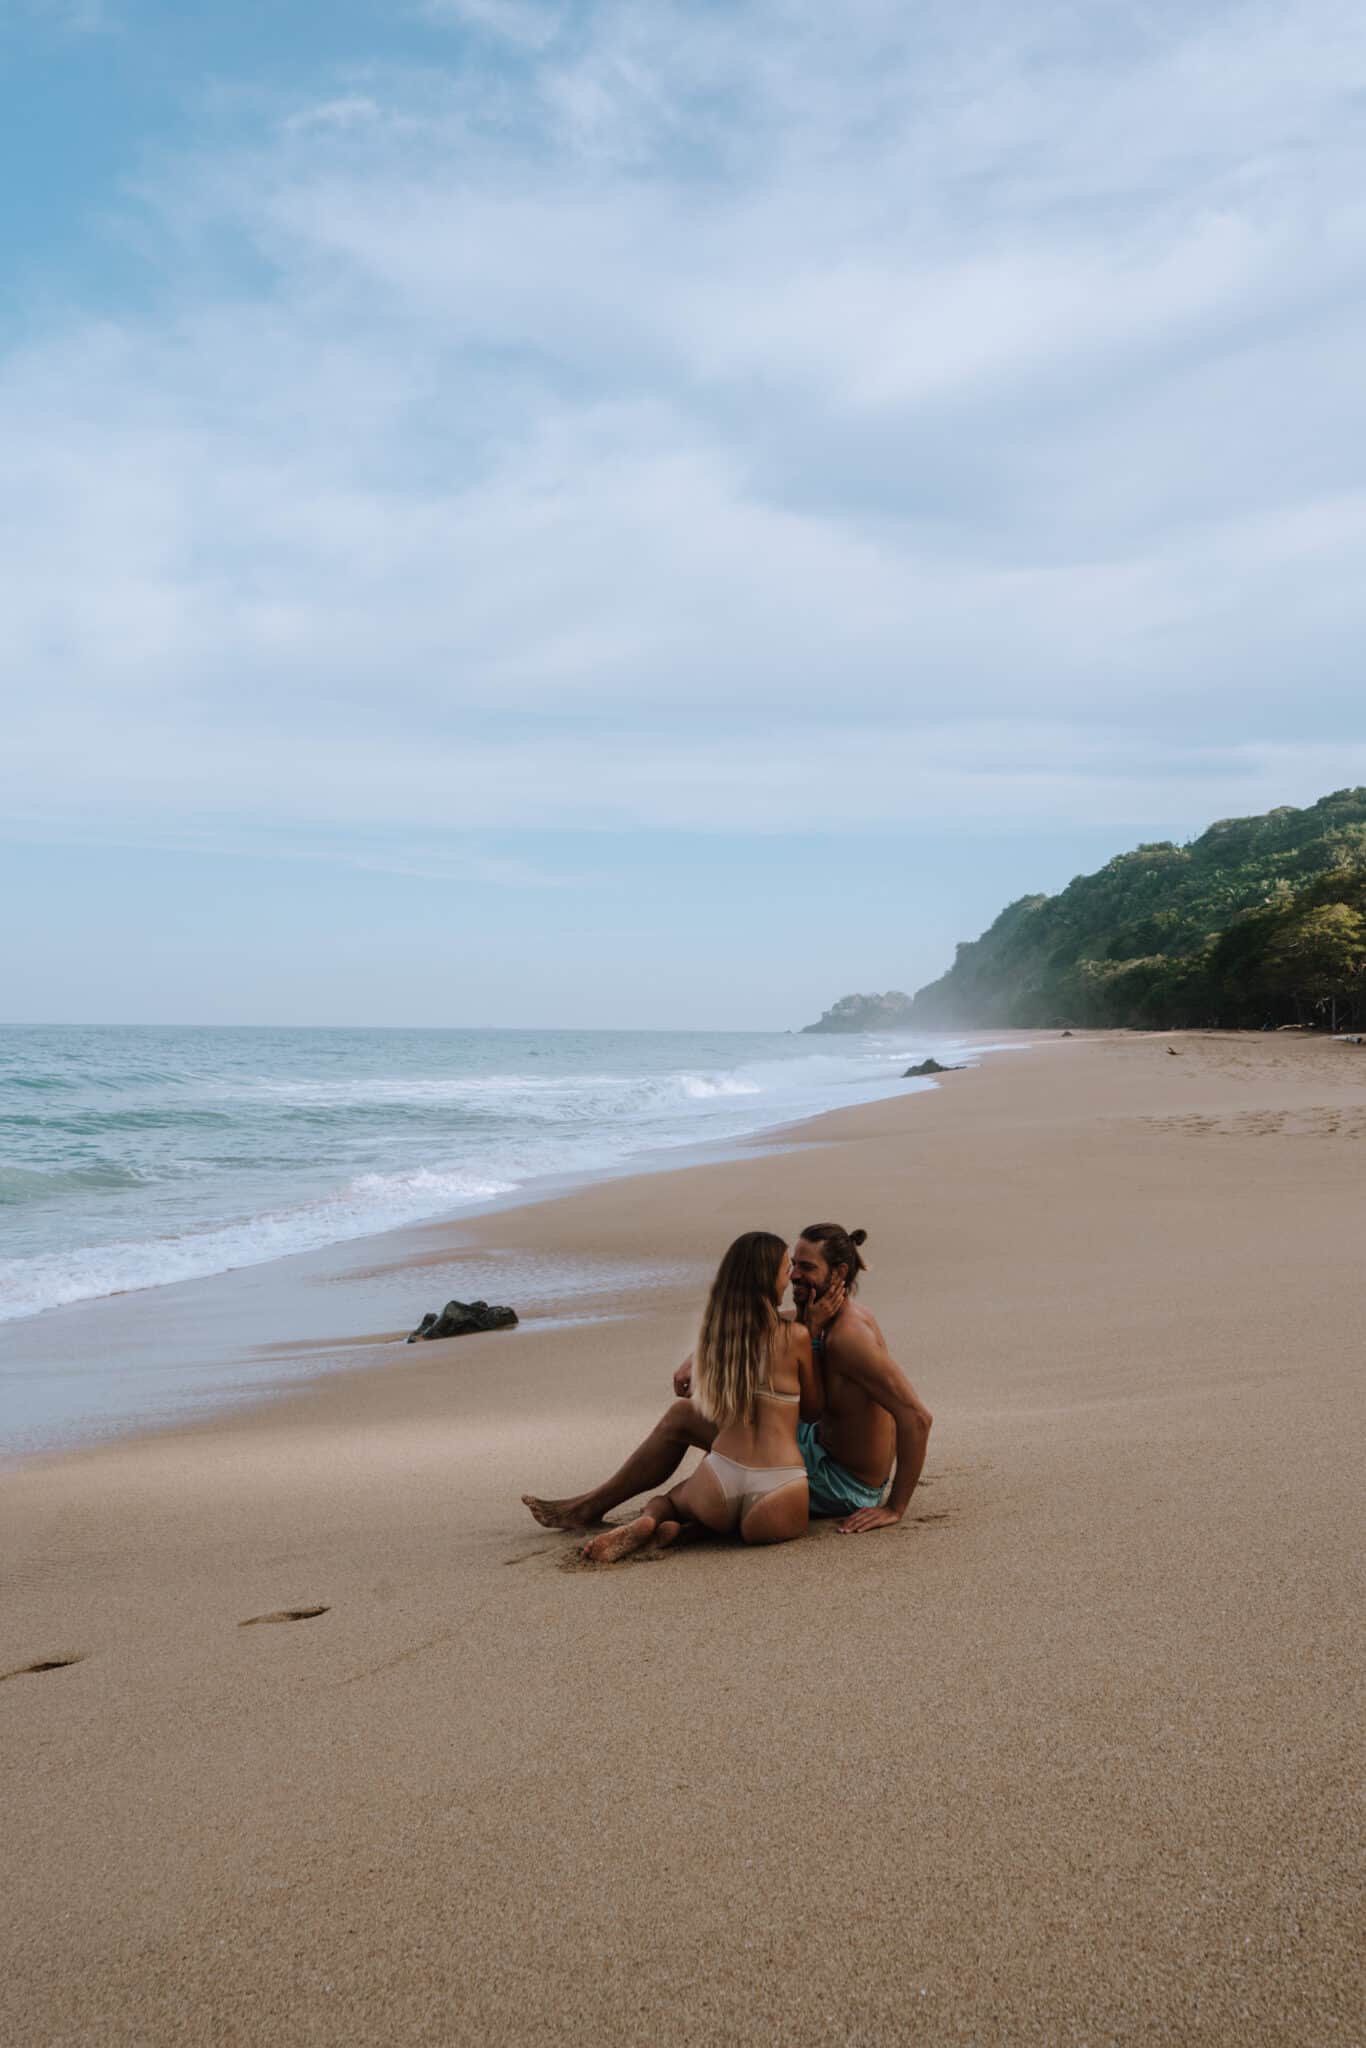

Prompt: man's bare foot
[
  {"left": 522, "top": 1493, "right": 606, "bottom": 1531},
  {"left": 581, "top": 1513, "right": 657, "bottom": 1564}
]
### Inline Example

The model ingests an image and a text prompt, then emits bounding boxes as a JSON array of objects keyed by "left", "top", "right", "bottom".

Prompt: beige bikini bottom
[{"left": 701, "top": 1448, "right": 807, "bottom": 1528}]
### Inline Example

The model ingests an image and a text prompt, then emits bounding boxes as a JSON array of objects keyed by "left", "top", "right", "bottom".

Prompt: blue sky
[{"left": 4, "top": 0, "right": 1365, "bottom": 1027}]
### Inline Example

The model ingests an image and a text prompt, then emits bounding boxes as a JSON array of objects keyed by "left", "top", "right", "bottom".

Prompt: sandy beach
[{"left": 2, "top": 1030, "right": 1362, "bottom": 2046}]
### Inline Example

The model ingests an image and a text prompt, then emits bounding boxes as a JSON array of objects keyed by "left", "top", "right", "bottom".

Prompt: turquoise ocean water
[{"left": 0, "top": 1023, "right": 977, "bottom": 1331}]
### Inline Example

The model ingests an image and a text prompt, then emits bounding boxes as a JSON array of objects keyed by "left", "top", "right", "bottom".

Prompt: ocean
[{"left": 0, "top": 1022, "right": 978, "bottom": 1330}]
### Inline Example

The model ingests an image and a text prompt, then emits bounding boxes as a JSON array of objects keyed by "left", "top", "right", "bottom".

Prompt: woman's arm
[{"left": 792, "top": 1325, "right": 824, "bottom": 1423}]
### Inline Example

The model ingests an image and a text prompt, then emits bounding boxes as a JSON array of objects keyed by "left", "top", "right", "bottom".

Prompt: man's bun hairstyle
[{"left": 798, "top": 1221, "right": 870, "bottom": 1291}]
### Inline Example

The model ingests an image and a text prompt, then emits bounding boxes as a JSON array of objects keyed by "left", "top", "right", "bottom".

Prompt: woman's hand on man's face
[{"left": 805, "top": 1275, "right": 846, "bottom": 1334}]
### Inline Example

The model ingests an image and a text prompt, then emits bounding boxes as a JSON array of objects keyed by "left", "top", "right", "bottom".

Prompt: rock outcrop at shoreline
[
  {"left": 407, "top": 1299, "right": 519, "bottom": 1343},
  {"left": 903, "top": 1057, "right": 962, "bottom": 1077},
  {"left": 801, "top": 991, "right": 917, "bottom": 1033}
]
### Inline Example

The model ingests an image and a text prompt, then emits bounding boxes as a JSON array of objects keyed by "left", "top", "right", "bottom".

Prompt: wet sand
[{"left": 2, "top": 1031, "right": 1362, "bottom": 2044}]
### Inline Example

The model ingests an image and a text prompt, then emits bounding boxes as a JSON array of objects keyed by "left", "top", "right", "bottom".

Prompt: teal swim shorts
[{"left": 797, "top": 1421, "right": 885, "bottom": 1519}]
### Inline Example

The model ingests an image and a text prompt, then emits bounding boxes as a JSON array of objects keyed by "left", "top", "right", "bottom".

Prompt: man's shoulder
[{"left": 828, "top": 1302, "right": 883, "bottom": 1361}]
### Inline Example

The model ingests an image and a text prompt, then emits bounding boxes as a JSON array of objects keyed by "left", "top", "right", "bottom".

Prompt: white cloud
[
  {"left": 421, "top": 0, "right": 564, "bottom": 51},
  {"left": 4, "top": 0, "right": 1366, "bottom": 864},
  {"left": 9, "top": 706, "right": 1366, "bottom": 848},
  {"left": 18, "top": 0, "right": 114, "bottom": 32},
  {"left": 283, "top": 96, "right": 383, "bottom": 135}
]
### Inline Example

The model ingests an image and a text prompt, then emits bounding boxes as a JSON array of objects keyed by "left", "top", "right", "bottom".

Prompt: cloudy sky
[{"left": 4, "top": 0, "right": 1365, "bottom": 1027}]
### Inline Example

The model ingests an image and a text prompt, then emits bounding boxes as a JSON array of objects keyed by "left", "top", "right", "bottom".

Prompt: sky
[{"left": 3, "top": 0, "right": 1365, "bottom": 1029}]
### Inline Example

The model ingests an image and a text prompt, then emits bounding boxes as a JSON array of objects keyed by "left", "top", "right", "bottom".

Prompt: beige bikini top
[
  {"left": 757, "top": 1332, "right": 800, "bottom": 1403},
  {"left": 757, "top": 1381, "right": 799, "bottom": 1405}
]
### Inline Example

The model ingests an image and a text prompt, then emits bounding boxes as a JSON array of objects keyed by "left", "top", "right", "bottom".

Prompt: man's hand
[
  {"left": 805, "top": 1275, "right": 846, "bottom": 1335},
  {"left": 672, "top": 1356, "right": 693, "bottom": 1398},
  {"left": 837, "top": 1503, "right": 902, "bottom": 1535}
]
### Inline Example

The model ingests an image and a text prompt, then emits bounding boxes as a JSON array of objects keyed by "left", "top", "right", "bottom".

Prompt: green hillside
[
  {"left": 910, "top": 789, "right": 1366, "bottom": 1031},
  {"left": 801, "top": 992, "right": 917, "bottom": 1034}
]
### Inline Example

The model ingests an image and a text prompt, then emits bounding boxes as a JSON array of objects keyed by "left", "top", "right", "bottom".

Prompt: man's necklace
[{"left": 812, "top": 1308, "right": 843, "bottom": 1353}]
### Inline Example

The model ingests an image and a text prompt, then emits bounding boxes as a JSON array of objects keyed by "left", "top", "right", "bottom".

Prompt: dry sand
[{"left": 2, "top": 1031, "right": 1362, "bottom": 2046}]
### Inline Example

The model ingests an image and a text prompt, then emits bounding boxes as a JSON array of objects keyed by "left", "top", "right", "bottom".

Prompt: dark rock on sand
[
  {"left": 407, "top": 1299, "right": 519, "bottom": 1343},
  {"left": 903, "top": 1057, "right": 964, "bottom": 1077}
]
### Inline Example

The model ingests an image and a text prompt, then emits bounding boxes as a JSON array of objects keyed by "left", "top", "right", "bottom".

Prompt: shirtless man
[{"left": 522, "top": 1221, "right": 933, "bottom": 1537}]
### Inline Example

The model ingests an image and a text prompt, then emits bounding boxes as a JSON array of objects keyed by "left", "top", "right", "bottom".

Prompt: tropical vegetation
[
  {"left": 908, "top": 789, "right": 1366, "bottom": 1031},
  {"left": 801, "top": 991, "right": 918, "bottom": 1034}
]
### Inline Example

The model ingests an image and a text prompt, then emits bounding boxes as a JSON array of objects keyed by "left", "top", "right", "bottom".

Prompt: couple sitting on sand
[{"left": 524, "top": 1221, "right": 933, "bottom": 1562}]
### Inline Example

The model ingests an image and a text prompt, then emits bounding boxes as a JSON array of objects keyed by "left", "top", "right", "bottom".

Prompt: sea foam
[{"left": 0, "top": 1024, "right": 970, "bottom": 1323}]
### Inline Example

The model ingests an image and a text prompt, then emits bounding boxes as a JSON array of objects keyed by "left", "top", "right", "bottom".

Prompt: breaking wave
[{"left": 0, "top": 1025, "right": 976, "bottom": 1323}]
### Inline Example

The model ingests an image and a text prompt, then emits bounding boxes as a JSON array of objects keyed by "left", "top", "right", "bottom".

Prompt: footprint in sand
[
  {"left": 238, "top": 1606, "right": 330, "bottom": 1627},
  {"left": 1, "top": 1653, "right": 85, "bottom": 1680}
]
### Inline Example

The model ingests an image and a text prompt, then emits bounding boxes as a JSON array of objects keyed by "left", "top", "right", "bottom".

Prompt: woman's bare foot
[
  {"left": 521, "top": 1493, "right": 606, "bottom": 1531},
  {"left": 580, "top": 1513, "right": 657, "bottom": 1563},
  {"left": 655, "top": 1519, "right": 708, "bottom": 1552}
]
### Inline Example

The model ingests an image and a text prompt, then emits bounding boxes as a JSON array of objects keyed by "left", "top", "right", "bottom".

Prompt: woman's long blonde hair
[{"left": 692, "top": 1231, "right": 787, "bottom": 1428}]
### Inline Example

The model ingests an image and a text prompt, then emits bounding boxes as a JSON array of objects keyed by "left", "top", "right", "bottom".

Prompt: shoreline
[
  {"left": 0, "top": 1031, "right": 1017, "bottom": 1463},
  {"left": 4, "top": 1028, "right": 1361, "bottom": 2045},
  {"left": 1, "top": 1022, "right": 987, "bottom": 1340}
]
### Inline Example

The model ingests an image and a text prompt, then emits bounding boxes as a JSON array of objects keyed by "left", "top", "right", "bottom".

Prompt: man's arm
[
  {"left": 672, "top": 1353, "right": 694, "bottom": 1398},
  {"left": 835, "top": 1328, "right": 933, "bottom": 1535}
]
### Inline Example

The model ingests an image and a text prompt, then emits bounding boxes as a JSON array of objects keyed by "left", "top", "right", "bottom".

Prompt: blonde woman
[{"left": 582, "top": 1231, "right": 822, "bottom": 1563}]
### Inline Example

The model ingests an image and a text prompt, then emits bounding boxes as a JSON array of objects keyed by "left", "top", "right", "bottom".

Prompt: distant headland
[
  {"left": 803, "top": 788, "right": 1366, "bottom": 1035},
  {"left": 801, "top": 991, "right": 918, "bottom": 1034}
]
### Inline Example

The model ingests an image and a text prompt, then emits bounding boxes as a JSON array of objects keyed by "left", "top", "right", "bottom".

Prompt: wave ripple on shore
[{"left": 0, "top": 1023, "right": 969, "bottom": 1323}]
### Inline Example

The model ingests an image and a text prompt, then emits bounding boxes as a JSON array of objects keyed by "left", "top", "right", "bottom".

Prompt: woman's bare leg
[
  {"left": 580, "top": 1461, "right": 729, "bottom": 1564},
  {"left": 523, "top": 1398, "right": 717, "bottom": 1530},
  {"left": 580, "top": 1491, "right": 681, "bottom": 1564}
]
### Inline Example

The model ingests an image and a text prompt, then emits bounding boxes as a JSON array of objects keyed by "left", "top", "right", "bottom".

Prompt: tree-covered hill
[
  {"left": 801, "top": 992, "right": 917, "bottom": 1033},
  {"left": 909, "top": 789, "right": 1366, "bottom": 1031}
]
